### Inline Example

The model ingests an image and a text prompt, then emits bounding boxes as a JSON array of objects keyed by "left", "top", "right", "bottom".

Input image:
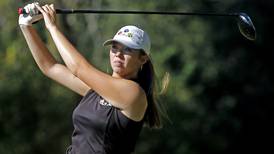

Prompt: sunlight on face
[{"left": 109, "top": 42, "right": 147, "bottom": 79}]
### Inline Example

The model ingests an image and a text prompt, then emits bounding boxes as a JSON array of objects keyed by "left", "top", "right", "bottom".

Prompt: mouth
[{"left": 113, "top": 60, "right": 124, "bottom": 67}]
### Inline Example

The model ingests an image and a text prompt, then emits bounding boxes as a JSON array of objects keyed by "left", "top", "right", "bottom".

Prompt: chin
[{"left": 113, "top": 68, "right": 125, "bottom": 75}]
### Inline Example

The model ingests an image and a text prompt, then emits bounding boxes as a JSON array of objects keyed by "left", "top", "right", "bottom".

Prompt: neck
[{"left": 112, "top": 72, "right": 138, "bottom": 80}]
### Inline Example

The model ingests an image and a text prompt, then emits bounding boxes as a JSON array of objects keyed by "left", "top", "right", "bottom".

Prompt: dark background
[{"left": 0, "top": 0, "right": 273, "bottom": 153}]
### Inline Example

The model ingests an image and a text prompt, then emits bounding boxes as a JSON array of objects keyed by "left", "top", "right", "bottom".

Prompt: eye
[
  {"left": 111, "top": 44, "right": 118, "bottom": 49},
  {"left": 111, "top": 45, "right": 118, "bottom": 52}
]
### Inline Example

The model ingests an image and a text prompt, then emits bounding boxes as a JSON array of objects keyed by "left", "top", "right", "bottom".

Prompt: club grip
[
  {"left": 18, "top": 7, "right": 44, "bottom": 15},
  {"left": 18, "top": 7, "right": 69, "bottom": 15}
]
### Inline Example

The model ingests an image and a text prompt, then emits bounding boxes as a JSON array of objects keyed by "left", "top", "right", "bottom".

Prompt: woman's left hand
[{"left": 35, "top": 4, "right": 57, "bottom": 30}]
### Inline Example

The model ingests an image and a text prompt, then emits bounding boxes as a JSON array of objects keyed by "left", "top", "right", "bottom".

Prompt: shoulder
[
  {"left": 113, "top": 78, "right": 147, "bottom": 103},
  {"left": 121, "top": 79, "right": 147, "bottom": 104},
  {"left": 120, "top": 79, "right": 148, "bottom": 122}
]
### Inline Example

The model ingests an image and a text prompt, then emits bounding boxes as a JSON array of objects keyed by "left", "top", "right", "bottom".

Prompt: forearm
[
  {"left": 48, "top": 26, "right": 88, "bottom": 75},
  {"left": 20, "top": 25, "right": 57, "bottom": 74}
]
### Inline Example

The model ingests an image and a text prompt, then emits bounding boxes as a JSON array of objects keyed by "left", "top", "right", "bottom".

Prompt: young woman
[{"left": 19, "top": 2, "right": 166, "bottom": 154}]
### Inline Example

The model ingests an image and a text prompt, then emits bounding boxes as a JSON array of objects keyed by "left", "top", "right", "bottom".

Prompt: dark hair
[{"left": 137, "top": 51, "right": 169, "bottom": 128}]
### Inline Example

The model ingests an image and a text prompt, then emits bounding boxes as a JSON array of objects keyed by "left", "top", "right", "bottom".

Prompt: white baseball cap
[{"left": 103, "top": 25, "right": 151, "bottom": 55}]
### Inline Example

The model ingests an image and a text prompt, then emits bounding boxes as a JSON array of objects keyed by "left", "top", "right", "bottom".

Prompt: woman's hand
[
  {"left": 18, "top": 2, "right": 43, "bottom": 26},
  {"left": 35, "top": 4, "right": 57, "bottom": 30}
]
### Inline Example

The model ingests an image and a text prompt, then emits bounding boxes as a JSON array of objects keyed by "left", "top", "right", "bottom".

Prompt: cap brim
[
  {"left": 103, "top": 39, "right": 114, "bottom": 46},
  {"left": 103, "top": 39, "right": 150, "bottom": 55},
  {"left": 103, "top": 38, "right": 140, "bottom": 50},
  {"left": 103, "top": 39, "right": 132, "bottom": 48}
]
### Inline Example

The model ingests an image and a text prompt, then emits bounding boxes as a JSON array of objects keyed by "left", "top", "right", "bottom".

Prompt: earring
[{"left": 140, "top": 65, "right": 143, "bottom": 71}]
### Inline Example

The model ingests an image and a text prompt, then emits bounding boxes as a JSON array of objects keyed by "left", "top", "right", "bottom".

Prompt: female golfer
[{"left": 19, "top": 2, "right": 166, "bottom": 154}]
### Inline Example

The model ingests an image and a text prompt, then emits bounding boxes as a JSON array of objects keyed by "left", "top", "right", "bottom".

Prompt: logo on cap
[{"left": 124, "top": 29, "right": 129, "bottom": 32}]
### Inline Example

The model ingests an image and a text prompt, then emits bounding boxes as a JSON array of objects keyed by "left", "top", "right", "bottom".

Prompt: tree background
[{"left": 0, "top": 0, "right": 273, "bottom": 154}]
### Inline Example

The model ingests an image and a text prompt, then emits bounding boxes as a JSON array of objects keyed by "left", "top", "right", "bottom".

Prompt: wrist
[
  {"left": 19, "top": 20, "right": 32, "bottom": 26},
  {"left": 48, "top": 25, "right": 59, "bottom": 33},
  {"left": 19, "top": 24, "right": 32, "bottom": 29}
]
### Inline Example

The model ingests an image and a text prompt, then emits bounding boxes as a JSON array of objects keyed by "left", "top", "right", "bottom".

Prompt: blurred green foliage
[{"left": 1, "top": 0, "right": 273, "bottom": 154}]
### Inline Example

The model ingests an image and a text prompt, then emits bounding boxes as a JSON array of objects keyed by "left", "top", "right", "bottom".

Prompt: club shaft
[
  {"left": 19, "top": 7, "right": 238, "bottom": 16},
  {"left": 55, "top": 9, "right": 239, "bottom": 16}
]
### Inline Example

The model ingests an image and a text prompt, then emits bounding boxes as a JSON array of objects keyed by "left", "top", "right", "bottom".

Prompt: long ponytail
[{"left": 137, "top": 52, "right": 169, "bottom": 128}]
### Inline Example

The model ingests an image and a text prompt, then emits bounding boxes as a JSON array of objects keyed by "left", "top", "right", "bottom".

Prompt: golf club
[{"left": 18, "top": 8, "right": 256, "bottom": 41}]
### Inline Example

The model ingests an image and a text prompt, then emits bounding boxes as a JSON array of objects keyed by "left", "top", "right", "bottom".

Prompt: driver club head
[{"left": 237, "top": 13, "right": 256, "bottom": 41}]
